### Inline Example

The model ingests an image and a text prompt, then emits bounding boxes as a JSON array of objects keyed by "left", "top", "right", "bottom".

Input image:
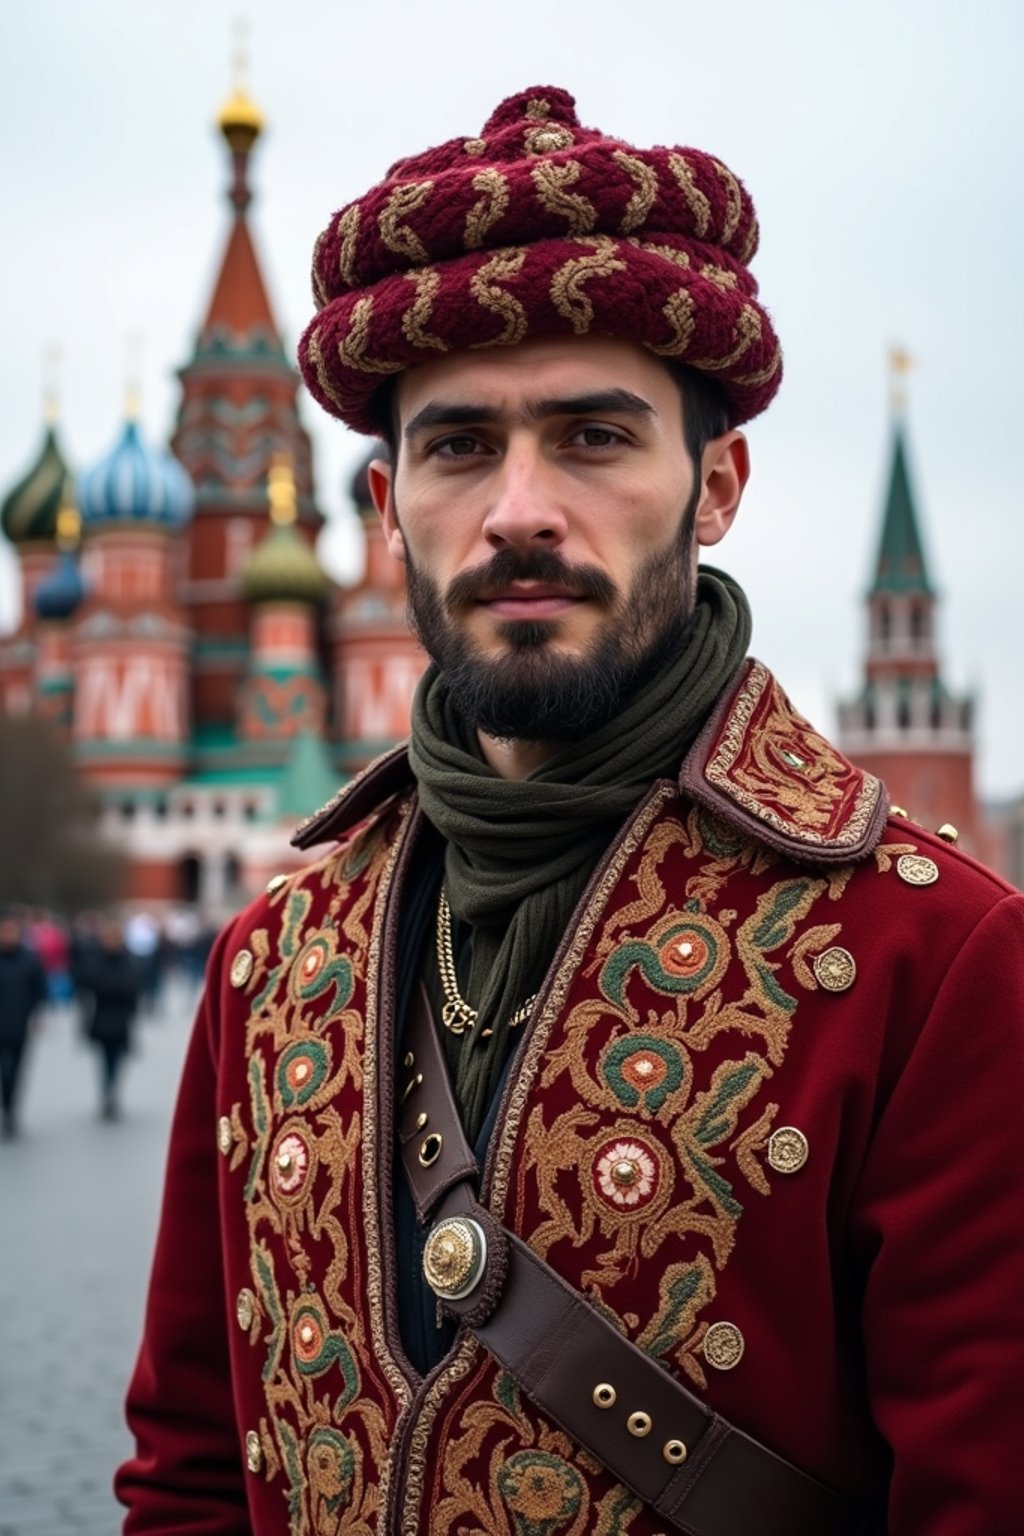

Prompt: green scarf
[{"left": 409, "top": 566, "right": 752, "bottom": 1140}]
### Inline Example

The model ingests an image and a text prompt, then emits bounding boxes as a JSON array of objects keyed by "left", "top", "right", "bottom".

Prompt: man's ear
[
  {"left": 695, "top": 430, "right": 749, "bottom": 548},
  {"left": 367, "top": 459, "right": 405, "bottom": 562}
]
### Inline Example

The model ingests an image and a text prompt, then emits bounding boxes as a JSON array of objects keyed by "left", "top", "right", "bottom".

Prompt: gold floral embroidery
[
  {"left": 549, "top": 236, "right": 627, "bottom": 335},
  {"left": 378, "top": 180, "right": 433, "bottom": 263}
]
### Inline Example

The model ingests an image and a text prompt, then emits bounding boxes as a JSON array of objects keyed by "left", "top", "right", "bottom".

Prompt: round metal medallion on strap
[{"left": 423, "top": 1216, "right": 488, "bottom": 1301}]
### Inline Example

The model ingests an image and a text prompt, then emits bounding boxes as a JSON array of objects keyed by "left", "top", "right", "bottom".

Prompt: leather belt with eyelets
[{"left": 398, "top": 983, "right": 882, "bottom": 1536}]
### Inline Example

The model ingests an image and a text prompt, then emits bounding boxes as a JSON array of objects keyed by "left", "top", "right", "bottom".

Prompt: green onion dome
[
  {"left": 240, "top": 456, "right": 328, "bottom": 606},
  {"left": 1, "top": 425, "right": 73, "bottom": 545}
]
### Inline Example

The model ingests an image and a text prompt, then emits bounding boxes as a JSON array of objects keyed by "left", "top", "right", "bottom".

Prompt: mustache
[{"left": 444, "top": 548, "right": 618, "bottom": 614}]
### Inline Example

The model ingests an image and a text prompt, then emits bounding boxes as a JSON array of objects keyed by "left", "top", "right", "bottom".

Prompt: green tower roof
[{"left": 870, "top": 420, "right": 934, "bottom": 596}]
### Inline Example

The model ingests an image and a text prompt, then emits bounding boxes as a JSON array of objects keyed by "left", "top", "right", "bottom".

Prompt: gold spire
[
  {"left": 889, "top": 345, "right": 916, "bottom": 414},
  {"left": 268, "top": 453, "right": 297, "bottom": 526},
  {"left": 124, "top": 332, "right": 143, "bottom": 422},
  {"left": 217, "top": 20, "right": 264, "bottom": 150},
  {"left": 55, "top": 482, "right": 81, "bottom": 549},
  {"left": 43, "top": 343, "right": 61, "bottom": 427}
]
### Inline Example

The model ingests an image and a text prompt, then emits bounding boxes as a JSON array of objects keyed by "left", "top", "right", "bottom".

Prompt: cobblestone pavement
[{"left": 0, "top": 978, "right": 200, "bottom": 1535}]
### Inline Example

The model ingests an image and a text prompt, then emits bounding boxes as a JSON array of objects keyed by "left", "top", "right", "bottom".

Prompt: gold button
[
  {"left": 897, "top": 854, "right": 939, "bottom": 887},
  {"left": 937, "top": 823, "right": 959, "bottom": 845},
  {"left": 230, "top": 949, "right": 254, "bottom": 988},
  {"left": 593, "top": 1383, "right": 616, "bottom": 1408},
  {"left": 266, "top": 873, "right": 287, "bottom": 895},
  {"left": 236, "top": 1288, "right": 255, "bottom": 1331},
  {"left": 423, "top": 1216, "right": 487, "bottom": 1300},
  {"left": 813, "top": 946, "right": 856, "bottom": 993},
  {"left": 403, "top": 1051, "right": 415, "bottom": 1069},
  {"left": 703, "top": 1321, "right": 745, "bottom": 1371},
  {"left": 663, "top": 1439, "right": 688, "bottom": 1464},
  {"left": 627, "top": 1411, "right": 652, "bottom": 1437},
  {"left": 530, "top": 126, "right": 573, "bottom": 152},
  {"left": 612, "top": 1160, "right": 638, "bottom": 1187},
  {"left": 768, "top": 1126, "right": 809, "bottom": 1174},
  {"left": 276, "top": 1151, "right": 292, "bottom": 1172},
  {"left": 889, "top": 804, "right": 908, "bottom": 818},
  {"left": 415, "top": 1111, "right": 428, "bottom": 1131},
  {"left": 216, "top": 1115, "right": 233, "bottom": 1156},
  {"left": 245, "top": 1429, "right": 263, "bottom": 1474}
]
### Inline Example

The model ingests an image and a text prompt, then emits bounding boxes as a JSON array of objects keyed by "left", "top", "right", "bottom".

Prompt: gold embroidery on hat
[
  {"left": 712, "top": 159, "right": 742, "bottom": 245},
  {"left": 337, "top": 204, "right": 361, "bottom": 289},
  {"left": 463, "top": 138, "right": 486, "bottom": 156},
  {"left": 733, "top": 345, "right": 782, "bottom": 389},
  {"left": 527, "top": 125, "right": 575, "bottom": 154},
  {"left": 550, "top": 236, "right": 627, "bottom": 334},
  {"left": 402, "top": 270, "right": 447, "bottom": 352},
  {"left": 338, "top": 296, "right": 405, "bottom": 376},
  {"left": 464, "top": 169, "right": 510, "bottom": 250},
  {"left": 690, "top": 303, "right": 761, "bottom": 372},
  {"left": 631, "top": 238, "right": 691, "bottom": 270},
  {"left": 738, "top": 215, "right": 759, "bottom": 267},
  {"left": 305, "top": 328, "right": 348, "bottom": 412},
  {"left": 649, "top": 289, "right": 696, "bottom": 357},
  {"left": 470, "top": 248, "right": 528, "bottom": 345},
  {"left": 532, "top": 160, "right": 597, "bottom": 235},
  {"left": 613, "top": 150, "right": 659, "bottom": 234},
  {"left": 379, "top": 181, "right": 433, "bottom": 264},
  {"left": 667, "top": 153, "right": 711, "bottom": 239},
  {"left": 526, "top": 98, "right": 551, "bottom": 120},
  {"left": 700, "top": 263, "right": 739, "bottom": 291},
  {"left": 311, "top": 230, "right": 328, "bottom": 309}
]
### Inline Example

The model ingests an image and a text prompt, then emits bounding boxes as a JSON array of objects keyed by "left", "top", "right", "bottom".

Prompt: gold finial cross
[
  {"left": 43, "top": 342, "right": 61, "bottom": 426},
  {"left": 268, "top": 453, "right": 297, "bottom": 525},
  {"left": 124, "top": 331, "right": 143, "bottom": 421},
  {"left": 889, "top": 344, "right": 917, "bottom": 413},
  {"left": 231, "top": 17, "right": 250, "bottom": 91}
]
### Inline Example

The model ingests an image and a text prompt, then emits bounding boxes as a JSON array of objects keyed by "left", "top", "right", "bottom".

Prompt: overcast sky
[{"left": 2, "top": 0, "right": 1022, "bottom": 796}]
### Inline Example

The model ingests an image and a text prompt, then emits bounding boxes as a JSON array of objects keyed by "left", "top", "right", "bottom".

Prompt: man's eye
[
  {"left": 571, "top": 426, "right": 623, "bottom": 449},
  {"left": 435, "top": 435, "right": 483, "bottom": 458}
]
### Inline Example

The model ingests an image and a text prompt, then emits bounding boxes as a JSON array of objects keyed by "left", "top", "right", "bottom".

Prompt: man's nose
[{"left": 481, "top": 448, "right": 569, "bottom": 550}]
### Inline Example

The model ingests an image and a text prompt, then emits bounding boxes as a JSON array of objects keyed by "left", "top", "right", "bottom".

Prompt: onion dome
[
  {"left": 1, "top": 423, "right": 72, "bottom": 545},
  {"left": 241, "top": 457, "right": 328, "bottom": 606},
  {"left": 78, "top": 414, "right": 194, "bottom": 529}
]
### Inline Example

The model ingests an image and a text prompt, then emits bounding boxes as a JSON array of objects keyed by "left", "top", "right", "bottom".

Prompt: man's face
[{"left": 372, "top": 335, "right": 741, "bottom": 742}]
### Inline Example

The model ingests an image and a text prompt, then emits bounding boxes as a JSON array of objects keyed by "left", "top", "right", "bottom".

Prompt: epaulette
[
  {"left": 290, "top": 742, "right": 414, "bottom": 851},
  {"left": 680, "top": 658, "right": 889, "bottom": 866}
]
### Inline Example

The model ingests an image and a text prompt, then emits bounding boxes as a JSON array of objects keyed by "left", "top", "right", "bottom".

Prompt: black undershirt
[{"left": 391, "top": 822, "right": 521, "bottom": 1377}]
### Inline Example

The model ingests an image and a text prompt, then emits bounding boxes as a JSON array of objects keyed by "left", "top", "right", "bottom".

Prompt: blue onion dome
[
  {"left": 35, "top": 500, "right": 86, "bottom": 620},
  {"left": 78, "top": 415, "right": 194, "bottom": 529},
  {"left": 1, "top": 423, "right": 73, "bottom": 545},
  {"left": 241, "top": 457, "right": 328, "bottom": 606}
]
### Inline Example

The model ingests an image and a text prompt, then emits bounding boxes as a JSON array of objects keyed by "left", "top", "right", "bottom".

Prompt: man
[
  {"left": 0, "top": 910, "right": 47, "bottom": 1138},
  {"left": 117, "top": 87, "right": 1024, "bottom": 1534}
]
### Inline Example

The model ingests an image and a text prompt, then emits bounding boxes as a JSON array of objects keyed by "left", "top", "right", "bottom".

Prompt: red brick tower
[
  {"left": 172, "top": 61, "right": 322, "bottom": 733},
  {"left": 838, "top": 360, "right": 982, "bottom": 853}
]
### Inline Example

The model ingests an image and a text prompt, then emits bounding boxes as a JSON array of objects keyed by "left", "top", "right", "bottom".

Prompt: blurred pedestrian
[
  {"left": 77, "top": 916, "right": 143, "bottom": 1120},
  {"left": 0, "top": 910, "right": 47, "bottom": 1139}
]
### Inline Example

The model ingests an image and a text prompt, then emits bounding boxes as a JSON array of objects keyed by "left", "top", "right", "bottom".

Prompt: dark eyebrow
[{"left": 403, "top": 388, "right": 654, "bottom": 443}]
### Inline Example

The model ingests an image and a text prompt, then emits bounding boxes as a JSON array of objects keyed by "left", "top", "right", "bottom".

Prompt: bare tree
[{"left": 0, "top": 714, "right": 125, "bottom": 912}]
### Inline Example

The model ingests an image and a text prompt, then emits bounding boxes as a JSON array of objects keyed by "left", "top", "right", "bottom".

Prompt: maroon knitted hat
[{"left": 299, "top": 87, "right": 781, "bottom": 434}]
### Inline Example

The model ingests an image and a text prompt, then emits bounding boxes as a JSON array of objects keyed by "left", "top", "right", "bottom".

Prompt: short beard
[{"left": 403, "top": 492, "right": 700, "bottom": 745}]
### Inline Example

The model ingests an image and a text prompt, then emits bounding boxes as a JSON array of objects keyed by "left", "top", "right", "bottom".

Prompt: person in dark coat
[
  {"left": 0, "top": 911, "right": 48, "bottom": 1139},
  {"left": 78, "top": 916, "right": 143, "bottom": 1120}
]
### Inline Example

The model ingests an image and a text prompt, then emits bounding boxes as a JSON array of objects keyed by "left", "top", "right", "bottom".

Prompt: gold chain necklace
[{"left": 435, "top": 889, "right": 536, "bottom": 1038}]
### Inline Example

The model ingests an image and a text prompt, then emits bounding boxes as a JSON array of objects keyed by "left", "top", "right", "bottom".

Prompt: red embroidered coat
[{"left": 117, "top": 661, "right": 1024, "bottom": 1535}]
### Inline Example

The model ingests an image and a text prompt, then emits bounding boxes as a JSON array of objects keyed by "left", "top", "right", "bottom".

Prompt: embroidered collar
[{"left": 293, "top": 658, "right": 887, "bottom": 866}]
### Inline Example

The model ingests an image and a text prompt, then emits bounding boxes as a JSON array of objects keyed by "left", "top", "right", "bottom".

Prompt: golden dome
[{"left": 217, "top": 85, "right": 264, "bottom": 151}]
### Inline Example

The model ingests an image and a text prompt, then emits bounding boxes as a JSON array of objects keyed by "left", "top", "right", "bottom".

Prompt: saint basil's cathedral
[
  {"left": 0, "top": 76, "right": 1012, "bottom": 915},
  {"left": 0, "top": 73, "right": 425, "bottom": 918}
]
